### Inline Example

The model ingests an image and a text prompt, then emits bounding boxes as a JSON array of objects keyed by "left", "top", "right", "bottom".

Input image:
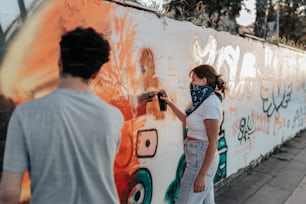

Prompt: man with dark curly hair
[{"left": 0, "top": 27, "right": 124, "bottom": 204}]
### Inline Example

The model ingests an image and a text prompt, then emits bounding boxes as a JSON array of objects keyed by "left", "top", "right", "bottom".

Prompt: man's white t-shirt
[{"left": 186, "top": 95, "right": 222, "bottom": 141}]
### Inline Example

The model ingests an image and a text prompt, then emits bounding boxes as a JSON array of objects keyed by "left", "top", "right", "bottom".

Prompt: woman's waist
[
  {"left": 185, "top": 136, "right": 208, "bottom": 142},
  {"left": 184, "top": 136, "right": 209, "bottom": 149},
  {"left": 186, "top": 129, "right": 207, "bottom": 138}
]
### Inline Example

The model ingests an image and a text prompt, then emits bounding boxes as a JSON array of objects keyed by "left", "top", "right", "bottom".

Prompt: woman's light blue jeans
[{"left": 176, "top": 139, "right": 219, "bottom": 204}]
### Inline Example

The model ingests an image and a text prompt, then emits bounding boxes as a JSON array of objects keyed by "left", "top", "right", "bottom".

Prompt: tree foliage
[
  {"left": 277, "top": 0, "right": 305, "bottom": 47},
  {"left": 255, "top": 0, "right": 305, "bottom": 49},
  {"left": 254, "top": 0, "right": 269, "bottom": 38},
  {"left": 162, "top": 0, "right": 244, "bottom": 33}
]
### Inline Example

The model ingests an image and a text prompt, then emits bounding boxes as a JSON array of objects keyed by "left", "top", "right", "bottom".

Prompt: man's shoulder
[
  {"left": 16, "top": 91, "right": 58, "bottom": 111},
  {"left": 101, "top": 101, "right": 124, "bottom": 119}
]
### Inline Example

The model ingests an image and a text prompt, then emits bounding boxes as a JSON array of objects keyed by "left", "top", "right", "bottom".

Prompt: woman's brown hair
[{"left": 189, "top": 64, "right": 228, "bottom": 96}]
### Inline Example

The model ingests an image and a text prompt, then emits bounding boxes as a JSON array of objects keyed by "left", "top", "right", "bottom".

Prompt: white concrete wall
[{"left": 0, "top": 0, "right": 305, "bottom": 203}]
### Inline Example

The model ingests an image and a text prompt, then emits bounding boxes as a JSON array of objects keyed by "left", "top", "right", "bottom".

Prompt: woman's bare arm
[{"left": 159, "top": 94, "right": 186, "bottom": 125}]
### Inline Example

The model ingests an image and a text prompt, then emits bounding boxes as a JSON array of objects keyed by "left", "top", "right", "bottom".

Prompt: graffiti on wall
[
  {"left": 191, "top": 35, "right": 257, "bottom": 100},
  {"left": 191, "top": 35, "right": 305, "bottom": 118},
  {"left": 0, "top": 0, "right": 305, "bottom": 204},
  {"left": 190, "top": 26, "right": 305, "bottom": 169}
]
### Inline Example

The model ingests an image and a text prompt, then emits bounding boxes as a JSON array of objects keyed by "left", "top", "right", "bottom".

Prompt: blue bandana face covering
[{"left": 185, "top": 83, "right": 215, "bottom": 116}]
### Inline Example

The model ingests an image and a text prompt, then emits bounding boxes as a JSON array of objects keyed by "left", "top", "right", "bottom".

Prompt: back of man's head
[{"left": 60, "top": 27, "right": 110, "bottom": 80}]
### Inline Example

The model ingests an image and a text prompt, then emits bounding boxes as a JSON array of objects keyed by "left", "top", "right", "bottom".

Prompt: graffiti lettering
[
  {"left": 260, "top": 47, "right": 295, "bottom": 118},
  {"left": 237, "top": 115, "right": 254, "bottom": 144},
  {"left": 291, "top": 107, "right": 304, "bottom": 129},
  {"left": 251, "top": 110, "right": 270, "bottom": 135},
  {"left": 273, "top": 112, "right": 287, "bottom": 134},
  {"left": 191, "top": 35, "right": 258, "bottom": 100},
  {"left": 261, "top": 79, "right": 292, "bottom": 118}
]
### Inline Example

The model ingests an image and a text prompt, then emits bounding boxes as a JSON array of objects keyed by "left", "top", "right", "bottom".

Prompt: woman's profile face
[{"left": 191, "top": 72, "right": 207, "bottom": 86}]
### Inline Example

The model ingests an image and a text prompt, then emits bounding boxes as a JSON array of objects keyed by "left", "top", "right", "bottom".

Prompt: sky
[
  {"left": 236, "top": 0, "right": 256, "bottom": 26},
  {"left": 0, "top": 0, "right": 19, "bottom": 31},
  {"left": 0, "top": 0, "right": 36, "bottom": 31}
]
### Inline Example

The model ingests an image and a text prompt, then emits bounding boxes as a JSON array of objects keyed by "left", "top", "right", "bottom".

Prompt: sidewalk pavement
[{"left": 215, "top": 129, "right": 306, "bottom": 204}]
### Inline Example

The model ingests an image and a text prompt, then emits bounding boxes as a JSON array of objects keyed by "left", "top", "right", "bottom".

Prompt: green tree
[
  {"left": 254, "top": 0, "right": 270, "bottom": 38},
  {"left": 278, "top": 0, "right": 305, "bottom": 46},
  {"left": 162, "top": 0, "right": 244, "bottom": 33},
  {"left": 256, "top": 0, "right": 305, "bottom": 49}
]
